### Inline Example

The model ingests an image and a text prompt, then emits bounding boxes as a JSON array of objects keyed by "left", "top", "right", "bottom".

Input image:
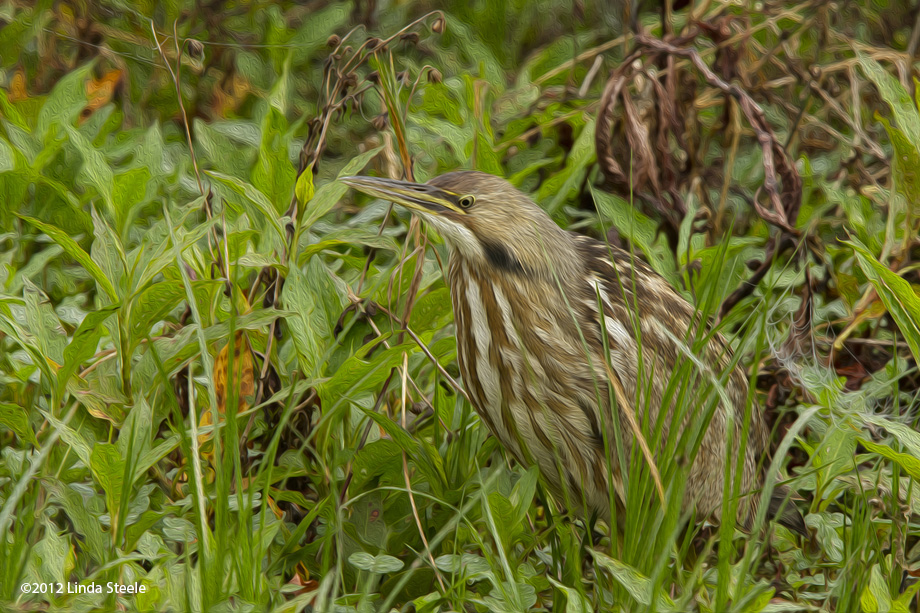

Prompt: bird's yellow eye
[{"left": 458, "top": 195, "right": 475, "bottom": 209}]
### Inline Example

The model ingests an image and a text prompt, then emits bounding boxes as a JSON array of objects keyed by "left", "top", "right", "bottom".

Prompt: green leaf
[
  {"left": 351, "top": 492, "right": 388, "bottom": 549},
  {"left": 548, "top": 577, "right": 594, "bottom": 613},
  {"left": 26, "top": 518, "right": 69, "bottom": 586},
  {"left": 281, "top": 257, "right": 343, "bottom": 377},
  {"left": 859, "top": 564, "right": 892, "bottom": 613},
  {"left": 47, "top": 481, "right": 108, "bottom": 564},
  {"left": 860, "top": 439, "right": 920, "bottom": 480},
  {"left": 591, "top": 185, "right": 680, "bottom": 288},
  {"left": 295, "top": 164, "right": 315, "bottom": 207},
  {"left": 0, "top": 402, "right": 37, "bottom": 446},
  {"left": 857, "top": 53, "right": 920, "bottom": 144},
  {"left": 128, "top": 281, "right": 188, "bottom": 343},
  {"left": 407, "top": 287, "right": 453, "bottom": 332},
  {"left": 348, "top": 552, "right": 404, "bottom": 574},
  {"left": 813, "top": 423, "right": 858, "bottom": 492},
  {"left": 90, "top": 443, "right": 126, "bottom": 522},
  {"left": 0, "top": 137, "right": 14, "bottom": 172},
  {"left": 56, "top": 304, "right": 120, "bottom": 404},
  {"left": 848, "top": 238, "right": 920, "bottom": 364},
  {"left": 113, "top": 166, "right": 152, "bottom": 228},
  {"left": 124, "top": 510, "right": 169, "bottom": 553},
  {"left": 303, "top": 145, "right": 384, "bottom": 228},
  {"left": 893, "top": 577, "right": 920, "bottom": 612},
  {"left": 351, "top": 439, "right": 402, "bottom": 491},
  {"left": 252, "top": 106, "right": 295, "bottom": 215},
  {"left": 206, "top": 170, "right": 288, "bottom": 246},
  {"left": 16, "top": 215, "right": 119, "bottom": 300},
  {"left": 64, "top": 124, "right": 114, "bottom": 213},
  {"left": 877, "top": 115, "right": 920, "bottom": 218},
  {"left": 589, "top": 550, "right": 675, "bottom": 610},
  {"left": 539, "top": 119, "right": 595, "bottom": 214},
  {"left": 319, "top": 341, "right": 414, "bottom": 407},
  {"left": 37, "top": 62, "right": 93, "bottom": 140},
  {"left": 361, "top": 409, "right": 447, "bottom": 497}
]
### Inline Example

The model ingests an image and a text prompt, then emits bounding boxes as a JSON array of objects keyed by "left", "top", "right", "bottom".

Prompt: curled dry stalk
[{"left": 594, "top": 19, "right": 805, "bottom": 320}]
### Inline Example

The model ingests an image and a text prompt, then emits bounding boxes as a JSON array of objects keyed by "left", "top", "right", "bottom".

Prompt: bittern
[{"left": 343, "top": 171, "right": 805, "bottom": 535}]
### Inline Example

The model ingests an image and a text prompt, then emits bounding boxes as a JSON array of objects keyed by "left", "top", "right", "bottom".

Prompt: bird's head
[{"left": 342, "top": 171, "right": 573, "bottom": 277}]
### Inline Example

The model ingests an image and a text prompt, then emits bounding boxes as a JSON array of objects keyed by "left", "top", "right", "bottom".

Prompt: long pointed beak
[{"left": 340, "top": 176, "right": 465, "bottom": 216}]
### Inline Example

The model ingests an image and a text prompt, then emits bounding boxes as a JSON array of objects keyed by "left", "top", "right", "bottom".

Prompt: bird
[{"left": 342, "top": 170, "right": 806, "bottom": 536}]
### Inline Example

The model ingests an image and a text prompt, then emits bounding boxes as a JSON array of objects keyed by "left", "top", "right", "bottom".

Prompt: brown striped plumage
[{"left": 343, "top": 171, "right": 805, "bottom": 535}]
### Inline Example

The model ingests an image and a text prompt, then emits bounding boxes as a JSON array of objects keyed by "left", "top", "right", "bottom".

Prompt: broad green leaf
[
  {"left": 56, "top": 303, "right": 120, "bottom": 403},
  {"left": 407, "top": 287, "right": 453, "bottom": 332},
  {"left": 0, "top": 402, "right": 37, "bottom": 446},
  {"left": 351, "top": 492, "right": 388, "bottom": 549},
  {"left": 434, "top": 553, "right": 492, "bottom": 578},
  {"left": 90, "top": 443, "right": 125, "bottom": 526},
  {"left": 806, "top": 513, "right": 845, "bottom": 564},
  {"left": 539, "top": 119, "right": 596, "bottom": 214},
  {"left": 351, "top": 439, "right": 402, "bottom": 491},
  {"left": 590, "top": 550, "right": 675, "bottom": 610},
  {"left": 206, "top": 170, "right": 287, "bottom": 246},
  {"left": 548, "top": 577, "right": 594, "bottom": 613},
  {"left": 118, "top": 397, "right": 153, "bottom": 475},
  {"left": 303, "top": 145, "right": 384, "bottom": 228},
  {"left": 125, "top": 510, "right": 170, "bottom": 554},
  {"left": 295, "top": 164, "right": 315, "bottom": 206},
  {"left": 813, "top": 422, "right": 858, "bottom": 491},
  {"left": 25, "top": 518, "right": 69, "bottom": 586},
  {"left": 22, "top": 279, "right": 67, "bottom": 366},
  {"left": 90, "top": 207, "right": 126, "bottom": 299},
  {"left": 128, "top": 281, "right": 188, "bottom": 342},
  {"left": 878, "top": 115, "right": 920, "bottom": 218},
  {"left": 361, "top": 408, "right": 447, "bottom": 497},
  {"left": 866, "top": 415, "right": 920, "bottom": 460},
  {"left": 739, "top": 587, "right": 775, "bottom": 613},
  {"left": 16, "top": 214, "right": 118, "bottom": 300},
  {"left": 592, "top": 185, "right": 680, "bottom": 288},
  {"left": 252, "top": 106, "right": 295, "bottom": 215},
  {"left": 319, "top": 342, "right": 414, "bottom": 406},
  {"left": 859, "top": 564, "right": 892, "bottom": 613},
  {"left": 848, "top": 239, "right": 920, "bottom": 364},
  {"left": 861, "top": 439, "right": 920, "bottom": 480},
  {"left": 113, "top": 166, "right": 152, "bottom": 229},
  {"left": 0, "top": 137, "right": 14, "bottom": 172},
  {"left": 64, "top": 124, "right": 114, "bottom": 213},
  {"left": 37, "top": 62, "right": 93, "bottom": 140},
  {"left": 348, "top": 552, "right": 404, "bottom": 574},
  {"left": 281, "top": 257, "right": 343, "bottom": 377},
  {"left": 47, "top": 481, "right": 107, "bottom": 564},
  {"left": 857, "top": 53, "right": 920, "bottom": 143}
]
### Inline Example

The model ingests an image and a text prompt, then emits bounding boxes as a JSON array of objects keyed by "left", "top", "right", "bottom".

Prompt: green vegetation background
[{"left": 1, "top": 0, "right": 920, "bottom": 611}]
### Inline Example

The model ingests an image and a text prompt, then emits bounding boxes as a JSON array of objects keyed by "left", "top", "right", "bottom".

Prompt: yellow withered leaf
[{"left": 199, "top": 332, "right": 255, "bottom": 466}]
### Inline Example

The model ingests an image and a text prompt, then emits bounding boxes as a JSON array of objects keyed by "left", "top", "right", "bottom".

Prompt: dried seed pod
[
  {"left": 366, "top": 37, "right": 382, "bottom": 51},
  {"left": 432, "top": 16, "right": 445, "bottom": 34},
  {"left": 188, "top": 38, "right": 204, "bottom": 60},
  {"left": 372, "top": 112, "right": 389, "bottom": 131},
  {"left": 327, "top": 34, "right": 341, "bottom": 48},
  {"left": 400, "top": 32, "right": 420, "bottom": 45},
  {"left": 427, "top": 68, "right": 442, "bottom": 84},
  {"left": 366, "top": 70, "right": 379, "bottom": 84}
]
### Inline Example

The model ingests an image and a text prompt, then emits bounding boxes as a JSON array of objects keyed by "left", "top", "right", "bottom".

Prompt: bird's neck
[{"left": 445, "top": 230, "right": 580, "bottom": 289}]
